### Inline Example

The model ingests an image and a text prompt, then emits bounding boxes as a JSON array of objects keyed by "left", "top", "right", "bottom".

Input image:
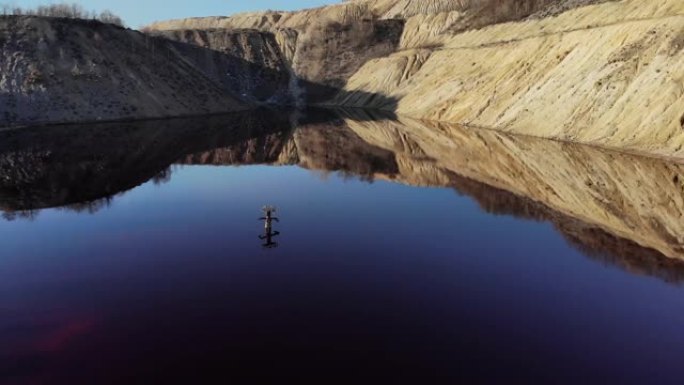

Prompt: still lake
[{"left": 1, "top": 109, "right": 684, "bottom": 384}]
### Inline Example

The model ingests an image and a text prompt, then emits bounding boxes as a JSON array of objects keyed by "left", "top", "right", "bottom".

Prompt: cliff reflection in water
[{"left": 0, "top": 108, "right": 683, "bottom": 283}]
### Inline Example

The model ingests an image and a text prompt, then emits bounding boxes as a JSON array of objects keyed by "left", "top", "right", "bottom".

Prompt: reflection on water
[
  {"left": 259, "top": 206, "right": 281, "bottom": 249},
  {"left": 1, "top": 108, "right": 683, "bottom": 282},
  {"left": 2, "top": 109, "right": 684, "bottom": 383}
]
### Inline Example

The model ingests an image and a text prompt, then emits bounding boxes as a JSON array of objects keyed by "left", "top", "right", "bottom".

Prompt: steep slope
[
  {"left": 150, "top": 28, "right": 292, "bottom": 103},
  {"left": 0, "top": 16, "right": 301, "bottom": 127},
  {"left": 146, "top": 1, "right": 408, "bottom": 101},
  {"left": 5, "top": 0, "right": 684, "bottom": 157},
  {"left": 333, "top": 0, "right": 684, "bottom": 157},
  {"left": 0, "top": 16, "right": 251, "bottom": 126},
  {"left": 146, "top": 0, "right": 684, "bottom": 158},
  {"left": 145, "top": 0, "right": 615, "bottom": 97}
]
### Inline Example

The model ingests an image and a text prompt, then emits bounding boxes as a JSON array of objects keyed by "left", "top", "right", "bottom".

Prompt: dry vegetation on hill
[{"left": 0, "top": 2, "right": 124, "bottom": 26}]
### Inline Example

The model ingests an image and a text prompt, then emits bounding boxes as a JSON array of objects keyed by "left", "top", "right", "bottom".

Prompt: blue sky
[{"left": 8, "top": 0, "right": 339, "bottom": 28}]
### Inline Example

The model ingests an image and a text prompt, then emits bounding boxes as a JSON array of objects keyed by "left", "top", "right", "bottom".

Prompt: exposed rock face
[
  {"left": 146, "top": 1, "right": 409, "bottom": 101},
  {"left": 145, "top": 0, "right": 684, "bottom": 157},
  {"left": 0, "top": 16, "right": 248, "bottom": 126},
  {"left": 153, "top": 17, "right": 405, "bottom": 101},
  {"left": 153, "top": 0, "right": 584, "bottom": 99},
  {"left": 4, "top": 0, "right": 684, "bottom": 157},
  {"left": 150, "top": 29, "right": 292, "bottom": 103},
  {"left": 0, "top": 16, "right": 300, "bottom": 126},
  {"left": 334, "top": 0, "right": 684, "bottom": 157}
]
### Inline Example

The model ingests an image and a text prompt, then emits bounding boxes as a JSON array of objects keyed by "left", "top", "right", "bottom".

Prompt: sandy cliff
[
  {"left": 150, "top": 28, "right": 292, "bottom": 103},
  {"left": 146, "top": 0, "right": 582, "bottom": 100},
  {"left": 147, "top": 0, "right": 684, "bottom": 157},
  {"left": 3, "top": 0, "right": 684, "bottom": 156},
  {"left": 335, "top": 0, "right": 684, "bottom": 157}
]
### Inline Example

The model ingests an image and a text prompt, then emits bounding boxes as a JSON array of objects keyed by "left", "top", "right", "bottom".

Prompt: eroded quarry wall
[
  {"left": 147, "top": 0, "right": 684, "bottom": 158},
  {"left": 333, "top": 0, "right": 684, "bottom": 157},
  {"left": 0, "top": 16, "right": 294, "bottom": 126},
  {"left": 151, "top": 29, "right": 292, "bottom": 103},
  {"left": 3, "top": 0, "right": 684, "bottom": 158},
  {"left": 0, "top": 17, "right": 245, "bottom": 126}
]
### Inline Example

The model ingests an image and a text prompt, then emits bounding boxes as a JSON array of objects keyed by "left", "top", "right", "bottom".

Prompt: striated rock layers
[
  {"left": 0, "top": 16, "right": 292, "bottom": 126},
  {"left": 146, "top": 0, "right": 684, "bottom": 157},
  {"left": 336, "top": 0, "right": 684, "bottom": 158},
  {"left": 3, "top": 0, "right": 684, "bottom": 156},
  {"left": 149, "top": 28, "right": 293, "bottom": 103}
]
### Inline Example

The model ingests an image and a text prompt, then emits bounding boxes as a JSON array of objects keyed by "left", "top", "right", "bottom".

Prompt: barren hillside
[
  {"left": 336, "top": 0, "right": 684, "bottom": 157},
  {"left": 0, "top": 16, "right": 292, "bottom": 126},
  {"left": 2, "top": 0, "right": 684, "bottom": 157},
  {"left": 146, "top": 0, "right": 684, "bottom": 157}
]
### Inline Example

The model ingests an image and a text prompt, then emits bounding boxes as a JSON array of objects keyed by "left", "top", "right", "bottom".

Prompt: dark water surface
[{"left": 1, "top": 109, "right": 684, "bottom": 384}]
